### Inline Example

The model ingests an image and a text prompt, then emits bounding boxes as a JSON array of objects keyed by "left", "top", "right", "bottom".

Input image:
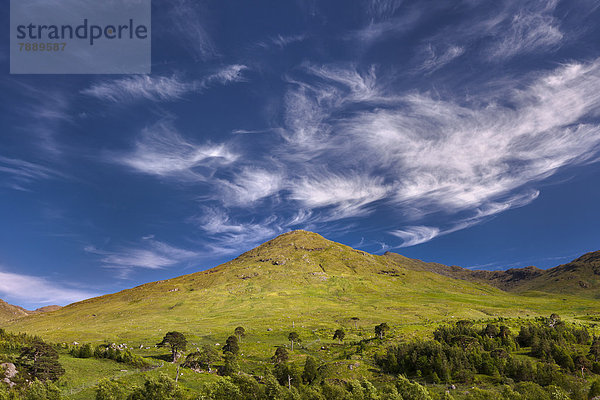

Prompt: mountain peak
[
  {"left": 571, "top": 250, "right": 600, "bottom": 265},
  {"left": 235, "top": 230, "right": 334, "bottom": 260},
  {"left": 264, "top": 230, "right": 331, "bottom": 247}
]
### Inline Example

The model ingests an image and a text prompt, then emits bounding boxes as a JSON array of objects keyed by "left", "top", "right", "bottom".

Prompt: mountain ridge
[
  {"left": 0, "top": 299, "right": 62, "bottom": 322},
  {"left": 384, "top": 249, "right": 600, "bottom": 295},
  {"left": 3, "top": 230, "right": 598, "bottom": 342}
]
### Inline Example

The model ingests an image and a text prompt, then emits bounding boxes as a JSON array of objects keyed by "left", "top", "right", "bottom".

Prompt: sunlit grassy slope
[
  {"left": 0, "top": 299, "right": 28, "bottom": 322},
  {"left": 4, "top": 230, "right": 599, "bottom": 344}
]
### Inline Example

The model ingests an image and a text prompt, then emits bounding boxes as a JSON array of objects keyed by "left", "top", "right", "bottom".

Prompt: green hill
[
  {"left": 385, "top": 250, "right": 600, "bottom": 296},
  {"left": 511, "top": 250, "right": 600, "bottom": 295},
  {"left": 0, "top": 299, "right": 28, "bottom": 322},
  {"left": 3, "top": 231, "right": 598, "bottom": 344},
  {"left": 0, "top": 299, "right": 62, "bottom": 323}
]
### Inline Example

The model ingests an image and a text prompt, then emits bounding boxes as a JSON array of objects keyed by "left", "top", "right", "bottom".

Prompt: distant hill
[
  {"left": 511, "top": 251, "right": 600, "bottom": 295},
  {"left": 0, "top": 299, "right": 62, "bottom": 322},
  {"left": 384, "top": 250, "right": 600, "bottom": 296},
  {"left": 4, "top": 230, "right": 598, "bottom": 343},
  {"left": 0, "top": 299, "right": 29, "bottom": 322}
]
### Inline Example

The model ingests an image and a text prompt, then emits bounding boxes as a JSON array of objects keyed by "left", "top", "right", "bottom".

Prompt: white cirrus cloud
[
  {"left": 193, "top": 208, "right": 283, "bottom": 254},
  {"left": 390, "top": 190, "right": 541, "bottom": 247},
  {"left": 419, "top": 44, "right": 465, "bottom": 73},
  {"left": 167, "top": 0, "right": 217, "bottom": 60},
  {"left": 276, "top": 59, "right": 600, "bottom": 245},
  {"left": 489, "top": 2, "right": 563, "bottom": 60},
  {"left": 218, "top": 167, "right": 284, "bottom": 206},
  {"left": 257, "top": 34, "right": 307, "bottom": 50},
  {"left": 116, "top": 121, "right": 238, "bottom": 180},
  {"left": 82, "top": 66, "right": 248, "bottom": 103},
  {"left": 290, "top": 174, "right": 390, "bottom": 219},
  {"left": 199, "top": 65, "right": 248, "bottom": 89},
  {"left": 84, "top": 239, "right": 198, "bottom": 277},
  {"left": 0, "top": 156, "right": 67, "bottom": 191},
  {"left": 390, "top": 226, "right": 441, "bottom": 247},
  {"left": 82, "top": 75, "right": 195, "bottom": 102},
  {"left": 0, "top": 269, "right": 96, "bottom": 306}
]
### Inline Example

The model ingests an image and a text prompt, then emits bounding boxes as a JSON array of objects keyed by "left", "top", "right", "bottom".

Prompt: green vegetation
[
  {"left": 157, "top": 332, "right": 187, "bottom": 362},
  {"left": 1, "top": 231, "right": 599, "bottom": 399}
]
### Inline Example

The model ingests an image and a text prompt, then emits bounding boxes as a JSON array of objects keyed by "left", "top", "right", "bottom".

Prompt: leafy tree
[
  {"left": 234, "top": 327, "right": 246, "bottom": 342},
  {"left": 272, "top": 347, "right": 289, "bottom": 364},
  {"left": 351, "top": 317, "right": 360, "bottom": 329},
  {"left": 223, "top": 335, "right": 240, "bottom": 355},
  {"left": 95, "top": 378, "right": 125, "bottom": 400},
  {"left": 483, "top": 324, "right": 499, "bottom": 338},
  {"left": 156, "top": 332, "right": 187, "bottom": 362},
  {"left": 590, "top": 337, "right": 600, "bottom": 362},
  {"left": 19, "top": 340, "right": 65, "bottom": 382},
  {"left": 302, "top": 356, "right": 319, "bottom": 384},
  {"left": 21, "top": 379, "right": 63, "bottom": 400},
  {"left": 127, "top": 373, "right": 187, "bottom": 400},
  {"left": 590, "top": 378, "right": 600, "bottom": 399},
  {"left": 288, "top": 332, "right": 300, "bottom": 351},
  {"left": 396, "top": 375, "right": 432, "bottom": 400},
  {"left": 442, "top": 391, "right": 455, "bottom": 400},
  {"left": 333, "top": 329, "right": 345, "bottom": 343},
  {"left": 231, "top": 375, "right": 264, "bottom": 400},
  {"left": 375, "top": 323, "right": 390, "bottom": 339},
  {"left": 321, "top": 382, "right": 349, "bottom": 399},
  {"left": 220, "top": 352, "right": 239, "bottom": 376},
  {"left": 274, "top": 362, "right": 301, "bottom": 389},
  {"left": 263, "top": 372, "right": 285, "bottom": 400},
  {"left": 499, "top": 325, "right": 511, "bottom": 339},
  {"left": 183, "top": 344, "right": 220, "bottom": 371},
  {"left": 202, "top": 377, "right": 243, "bottom": 400}
]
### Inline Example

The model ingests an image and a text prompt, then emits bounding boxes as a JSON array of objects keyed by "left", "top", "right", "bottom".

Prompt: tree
[
  {"left": 333, "top": 329, "right": 345, "bottom": 343},
  {"left": 234, "top": 327, "right": 246, "bottom": 342},
  {"left": 19, "top": 380, "right": 63, "bottom": 400},
  {"left": 221, "top": 352, "right": 239, "bottom": 376},
  {"left": 274, "top": 362, "right": 301, "bottom": 389},
  {"left": 484, "top": 324, "right": 499, "bottom": 338},
  {"left": 375, "top": 323, "right": 390, "bottom": 339},
  {"left": 351, "top": 317, "right": 360, "bottom": 329},
  {"left": 589, "top": 378, "right": 600, "bottom": 399},
  {"left": 288, "top": 332, "right": 300, "bottom": 351},
  {"left": 223, "top": 335, "right": 240, "bottom": 355},
  {"left": 590, "top": 337, "right": 600, "bottom": 362},
  {"left": 127, "top": 373, "right": 187, "bottom": 400},
  {"left": 396, "top": 375, "right": 433, "bottom": 400},
  {"left": 95, "top": 378, "right": 125, "bottom": 400},
  {"left": 19, "top": 340, "right": 65, "bottom": 382},
  {"left": 183, "top": 344, "right": 220, "bottom": 371},
  {"left": 272, "top": 347, "right": 289, "bottom": 364},
  {"left": 499, "top": 325, "right": 511, "bottom": 339},
  {"left": 302, "top": 356, "right": 319, "bottom": 384},
  {"left": 156, "top": 331, "right": 187, "bottom": 362}
]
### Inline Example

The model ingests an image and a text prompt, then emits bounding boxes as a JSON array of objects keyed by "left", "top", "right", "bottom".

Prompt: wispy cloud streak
[
  {"left": 85, "top": 239, "right": 198, "bottom": 277},
  {"left": 116, "top": 121, "right": 238, "bottom": 180},
  {"left": 0, "top": 269, "right": 96, "bottom": 306},
  {"left": 82, "top": 66, "right": 248, "bottom": 103}
]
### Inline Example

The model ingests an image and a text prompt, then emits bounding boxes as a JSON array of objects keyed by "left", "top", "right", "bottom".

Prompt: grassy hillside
[
  {"left": 4, "top": 231, "right": 598, "bottom": 345},
  {"left": 0, "top": 299, "right": 28, "bottom": 322},
  {"left": 513, "top": 250, "right": 600, "bottom": 295},
  {"left": 0, "top": 299, "right": 62, "bottom": 323},
  {"left": 385, "top": 249, "right": 600, "bottom": 297}
]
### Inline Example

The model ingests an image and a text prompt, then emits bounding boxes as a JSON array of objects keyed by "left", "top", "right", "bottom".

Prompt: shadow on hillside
[{"left": 149, "top": 353, "right": 172, "bottom": 362}]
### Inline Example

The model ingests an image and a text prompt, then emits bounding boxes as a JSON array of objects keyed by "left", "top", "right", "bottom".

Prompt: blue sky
[{"left": 1, "top": 0, "right": 600, "bottom": 309}]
